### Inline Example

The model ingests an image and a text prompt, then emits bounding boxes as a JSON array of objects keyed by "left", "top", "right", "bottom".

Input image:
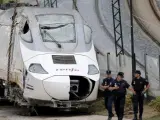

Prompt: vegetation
[
  {"left": 89, "top": 94, "right": 133, "bottom": 115},
  {"left": 89, "top": 97, "right": 106, "bottom": 115},
  {"left": 89, "top": 93, "right": 160, "bottom": 119},
  {"left": 149, "top": 96, "right": 160, "bottom": 112},
  {"left": 144, "top": 115, "right": 160, "bottom": 120},
  {"left": 125, "top": 94, "right": 133, "bottom": 111},
  {"left": 0, "top": 0, "right": 18, "bottom": 4},
  {"left": 0, "top": 0, "right": 3, "bottom": 3}
]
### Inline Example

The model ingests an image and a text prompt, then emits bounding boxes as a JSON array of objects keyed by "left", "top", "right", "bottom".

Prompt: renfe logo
[{"left": 56, "top": 68, "right": 79, "bottom": 72}]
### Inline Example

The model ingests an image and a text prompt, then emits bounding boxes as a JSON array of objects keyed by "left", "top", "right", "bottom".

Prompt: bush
[
  {"left": 125, "top": 94, "right": 133, "bottom": 111},
  {"left": 149, "top": 96, "right": 160, "bottom": 112},
  {"left": 89, "top": 94, "right": 133, "bottom": 115},
  {"left": 0, "top": 0, "right": 17, "bottom": 4},
  {"left": 88, "top": 97, "right": 106, "bottom": 115}
]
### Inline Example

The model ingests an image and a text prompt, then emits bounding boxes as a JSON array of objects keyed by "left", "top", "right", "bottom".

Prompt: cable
[
  {"left": 6, "top": 0, "right": 17, "bottom": 96},
  {"left": 36, "top": 0, "right": 39, "bottom": 6},
  {"left": 72, "top": 0, "right": 79, "bottom": 12}
]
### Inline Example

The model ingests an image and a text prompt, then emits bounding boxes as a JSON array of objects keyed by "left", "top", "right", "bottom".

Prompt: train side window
[
  {"left": 84, "top": 25, "right": 92, "bottom": 44},
  {"left": 20, "top": 19, "right": 33, "bottom": 43},
  {"left": 23, "top": 21, "right": 29, "bottom": 34}
]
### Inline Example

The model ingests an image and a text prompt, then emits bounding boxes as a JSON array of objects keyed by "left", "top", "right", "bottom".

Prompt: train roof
[
  {"left": 23, "top": 7, "right": 77, "bottom": 15},
  {"left": 0, "top": 7, "right": 79, "bottom": 25}
]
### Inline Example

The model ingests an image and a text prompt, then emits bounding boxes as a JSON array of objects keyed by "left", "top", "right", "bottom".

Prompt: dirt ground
[
  {"left": 92, "top": 105, "right": 160, "bottom": 119},
  {"left": 125, "top": 105, "right": 160, "bottom": 119},
  {"left": 89, "top": 97, "right": 160, "bottom": 120},
  {"left": 0, "top": 100, "right": 158, "bottom": 120},
  {"left": 0, "top": 95, "right": 158, "bottom": 120},
  {"left": 0, "top": 105, "right": 158, "bottom": 120},
  {"left": 0, "top": 106, "right": 132, "bottom": 120}
]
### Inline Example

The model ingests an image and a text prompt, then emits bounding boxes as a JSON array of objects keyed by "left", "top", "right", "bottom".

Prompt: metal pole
[
  {"left": 144, "top": 54, "right": 148, "bottom": 81},
  {"left": 119, "top": 54, "right": 121, "bottom": 67},
  {"left": 133, "top": 53, "right": 136, "bottom": 71},
  {"left": 50, "top": 0, "right": 52, "bottom": 7},
  {"left": 55, "top": 0, "right": 58, "bottom": 8},
  {"left": 144, "top": 54, "right": 149, "bottom": 99},
  {"left": 130, "top": 0, "right": 136, "bottom": 79},
  {"left": 107, "top": 53, "right": 110, "bottom": 70},
  {"left": 159, "top": 55, "right": 160, "bottom": 90}
]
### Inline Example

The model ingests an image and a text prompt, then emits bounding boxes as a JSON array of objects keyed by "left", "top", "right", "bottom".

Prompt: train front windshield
[
  {"left": 36, "top": 14, "right": 92, "bottom": 52},
  {"left": 40, "top": 23, "right": 76, "bottom": 43},
  {"left": 36, "top": 14, "right": 75, "bottom": 43}
]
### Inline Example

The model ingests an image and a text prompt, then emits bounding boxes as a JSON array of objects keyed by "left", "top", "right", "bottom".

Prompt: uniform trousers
[
  {"left": 132, "top": 92, "right": 144, "bottom": 117},
  {"left": 106, "top": 95, "right": 114, "bottom": 117},
  {"left": 114, "top": 95, "right": 125, "bottom": 120}
]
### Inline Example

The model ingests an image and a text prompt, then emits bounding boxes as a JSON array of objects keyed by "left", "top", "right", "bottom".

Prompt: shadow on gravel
[
  {"left": 37, "top": 107, "right": 90, "bottom": 116},
  {"left": 17, "top": 107, "right": 91, "bottom": 117},
  {"left": 0, "top": 90, "right": 105, "bottom": 117},
  {"left": 0, "top": 100, "right": 90, "bottom": 117},
  {"left": 0, "top": 100, "right": 13, "bottom": 106}
]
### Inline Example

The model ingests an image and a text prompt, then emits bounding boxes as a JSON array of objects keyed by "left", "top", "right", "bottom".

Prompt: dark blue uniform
[
  {"left": 110, "top": 79, "right": 130, "bottom": 120},
  {"left": 131, "top": 77, "right": 149, "bottom": 118},
  {"left": 102, "top": 77, "right": 114, "bottom": 117}
]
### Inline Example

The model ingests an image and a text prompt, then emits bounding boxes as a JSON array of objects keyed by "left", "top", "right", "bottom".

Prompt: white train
[{"left": 0, "top": 7, "right": 100, "bottom": 109}]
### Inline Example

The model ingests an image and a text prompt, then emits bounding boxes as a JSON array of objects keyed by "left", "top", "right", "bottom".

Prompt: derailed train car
[{"left": 0, "top": 7, "right": 100, "bottom": 108}]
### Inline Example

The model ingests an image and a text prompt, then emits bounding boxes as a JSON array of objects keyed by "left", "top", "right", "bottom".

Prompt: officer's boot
[
  {"left": 111, "top": 113, "right": 114, "bottom": 117},
  {"left": 107, "top": 116, "right": 112, "bottom": 120},
  {"left": 118, "top": 117, "right": 122, "bottom": 120},
  {"left": 139, "top": 116, "right": 142, "bottom": 120},
  {"left": 133, "top": 114, "right": 137, "bottom": 120},
  {"left": 139, "top": 114, "right": 142, "bottom": 120}
]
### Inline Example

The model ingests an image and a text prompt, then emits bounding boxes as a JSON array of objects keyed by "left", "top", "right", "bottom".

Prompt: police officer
[
  {"left": 101, "top": 70, "right": 114, "bottom": 120},
  {"left": 109, "top": 72, "right": 135, "bottom": 120},
  {"left": 132, "top": 70, "right": 150, "bottom": 120}
]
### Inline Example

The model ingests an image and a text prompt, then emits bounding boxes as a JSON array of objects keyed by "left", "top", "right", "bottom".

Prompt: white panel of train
[{"left": 0, "top": 7, "right": 100, "bottom": 108}]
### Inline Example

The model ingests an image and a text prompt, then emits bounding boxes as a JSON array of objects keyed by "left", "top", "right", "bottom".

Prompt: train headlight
[
  {"left": 2, "top": 81, "right": 5, "bottom": 86},
  {"left": 88, "top": 64, "right": 99, "bottom": 75},
  {"left": 29, "top": 63, "right": 48, "bottom": 74}
]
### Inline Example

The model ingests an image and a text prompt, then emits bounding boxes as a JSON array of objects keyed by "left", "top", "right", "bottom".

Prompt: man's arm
[
  {"left": 143, "top": 79, "right": 150, "bottom": 92},
  {"left": 100, "top": 79, "right": 109, "bottom": 90},
  {"left": 131, "top": 79, "right": 137, "bottom": 94},
  {"left": 101, "top": 85, "right": 109, "bottom": 90},
  {"left": 108, "top": 86, "right": 119, "bottom": 91},
  {"left": 128, "top": 87, "right": 136, "bottom": 94},
  {"left": 108, "top": 81, "right": 119, "bottom": 91},
  {"left": 126, "top": 81, "right": 136, "bottom": 94},
  {"left": 131, "top": 79, "right": 134, "bottom": 86}
]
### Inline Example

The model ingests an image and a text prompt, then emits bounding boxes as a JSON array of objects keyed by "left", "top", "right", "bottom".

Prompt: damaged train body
[{"left": 0, "top": 7, "right": 100, "bottom": 108}]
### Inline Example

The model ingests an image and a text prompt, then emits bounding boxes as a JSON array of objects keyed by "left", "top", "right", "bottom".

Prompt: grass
[
  {"left": 144, "top": 115, "right": 160, "bottom": 120},
  {"left": 89, "top": 97, "right": 106, "bottom": 115},
  {"left": 0, "top": 0, "right": 18, "bottom": 4},
  {"left": 89, "top": 92, "right": 160, "bottom": 119}
]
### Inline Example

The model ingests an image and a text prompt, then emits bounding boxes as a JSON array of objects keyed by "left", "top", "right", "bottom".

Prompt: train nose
[
  {"left": 43, "top": 76, "right": 95, "bottom": 101},
  {"left": 43, "top": 76, "right": 70, "bottom": 100}
]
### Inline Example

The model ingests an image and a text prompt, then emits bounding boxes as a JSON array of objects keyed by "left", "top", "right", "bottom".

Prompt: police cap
[
  {"left": 135, "top": 70, "right": 141, "bottom": 75},
  {"left": 117, "top": 72, "right": 124, "bottom": 78},
  {"left": 106, "top": 70, "right": 111, "bottom": 75}
]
